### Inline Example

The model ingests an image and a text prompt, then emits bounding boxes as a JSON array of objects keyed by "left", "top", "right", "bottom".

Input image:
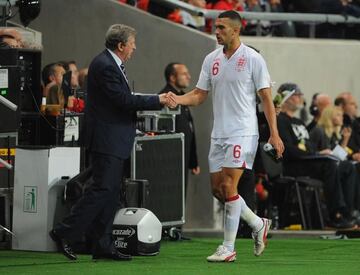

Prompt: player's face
[
  {"left": 119, "top": 35, "right": 136, "bottom": 62},
  {"left": 215, "top": 18, "right": 239, "bottom": 46},
  {"left": 174, "top": 64, "right": 191, "bottom": 89}
]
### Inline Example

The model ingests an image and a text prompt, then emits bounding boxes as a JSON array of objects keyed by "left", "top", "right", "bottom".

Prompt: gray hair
[{"left": 105, "top": 24, "right": 136, "bottom": 50}]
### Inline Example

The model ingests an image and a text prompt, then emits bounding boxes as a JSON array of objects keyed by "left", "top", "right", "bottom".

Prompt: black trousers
[
  {"left": 338, "top": 160, "right": 358, "bottom": 213},
  {"left": 54, "top": 152, "right": 124, "bottom": 252}
]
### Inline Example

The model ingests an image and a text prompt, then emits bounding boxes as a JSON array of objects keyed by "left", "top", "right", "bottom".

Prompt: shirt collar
[{"left": 107, "top": 48, "right": 123, "bottom": 70}]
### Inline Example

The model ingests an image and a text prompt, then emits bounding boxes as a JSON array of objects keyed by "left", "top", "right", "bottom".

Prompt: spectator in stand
[
  {"left": 187, "top": 0, "right": 207, "bottom": 30},
  {"left": 335, "top": 92, "right": 360, "bottom": 162},
  {"left": 118, "top": 0, "right": 149, "bottom": 10},
  {"left": 277, "top": 82, "right": 355, "bottom": 228},
  {"left": 41, "top": 62, "right": 75, "bottom": 110},
  {"left": 212, "top": 0, "right": 245, "bottom": 10},
  {"left": 78, "top": 68, "right": 88, "bottom": 91},
  {"left": 60, "top": 61, "right": 85, "bottom": 113},
  {"left": 67, "top": 61, "right": 80, "bottom": 91},
  {"left": 265, "top": 0, "right": 296, "bottom": 36},
  {"left": 310, "top": 106, "right": 360, "bottom": 224},
  {"left": 243, "top": 0, "right": 272, "bottom": 35},
  {"left": 307, "top": 93, "right": 332, "bottom": 132},
  {"left": 206, "top": 1, "right": 246, "bottom": 32},
  {"left": 335, "top": 92, "right": 360, "bottom": 214},
  {"left": 166, "top": 1, "right": 208, "bottom": 30}
]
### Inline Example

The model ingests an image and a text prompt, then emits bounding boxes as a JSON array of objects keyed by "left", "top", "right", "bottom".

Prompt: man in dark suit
[{"left": 50, "top": 24, "right": 170, "bottom": 261}]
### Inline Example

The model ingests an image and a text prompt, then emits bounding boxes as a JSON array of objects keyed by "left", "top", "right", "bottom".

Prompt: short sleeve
[
  {"left": 196, "top": 55, "right": 211, "bottom": 91},
  {"left": 252, "top": 54, "right": 271, "bottom": 92}
]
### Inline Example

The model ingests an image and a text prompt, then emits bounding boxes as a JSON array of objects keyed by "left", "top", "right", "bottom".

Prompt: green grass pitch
[{"left": 1, "top": 238, "right": 360, "bottom": 275}]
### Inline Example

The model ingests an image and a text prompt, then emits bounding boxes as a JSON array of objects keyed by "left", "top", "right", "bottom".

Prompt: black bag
[{"left": 64, "top": 166, "right": 93, "bottom": 206}]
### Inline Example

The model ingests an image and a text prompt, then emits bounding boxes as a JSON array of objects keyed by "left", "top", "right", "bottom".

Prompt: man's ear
[
  {"left": 117, "top": 42, "right": 124, "bottom": 52},
  {"left": 169, "top": 74, "right": 176, "bottom": 83}
]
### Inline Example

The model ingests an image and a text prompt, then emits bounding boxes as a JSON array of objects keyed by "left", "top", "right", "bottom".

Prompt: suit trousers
[{"left": 54, "top": 152, "right": 124, "bottom": 251}]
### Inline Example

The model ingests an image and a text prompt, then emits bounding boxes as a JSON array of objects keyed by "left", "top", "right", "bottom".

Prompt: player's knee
[{"left": 220, "top": 180, "right": 232, "bottom": 193}]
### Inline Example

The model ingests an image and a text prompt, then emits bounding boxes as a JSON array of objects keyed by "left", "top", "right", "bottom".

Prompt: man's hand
[
  {"left": 268, "top": 134, "right": 284, "bottom": 159},
  {"left": 352, "top": 152, "right": 360, "bottom": 162},
  {"left": 166, "top": 92, "right": 179, "bottom": 108},
  {"left": 319, "top": 149, "right": 332, "bottom": 155},
  {"left": 191, "top": 166, "right": 201, "bottom": 175},
  {"left": 159, "top": 93, "right": 177, "bottom": 108}
]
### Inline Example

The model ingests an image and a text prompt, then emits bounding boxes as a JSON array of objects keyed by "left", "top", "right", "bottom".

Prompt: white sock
[
  {"left": 239, "top": 196, "right": 263, "bottom": 232},
  {"left": 222, "top": 194, "right": 241, "bottom": 252}
]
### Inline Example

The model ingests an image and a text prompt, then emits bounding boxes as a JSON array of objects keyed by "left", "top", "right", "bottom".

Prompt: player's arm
[
  {"left": 258, "top": 87, "right": 284, "bottom": 157},
  {"left": 170, "top": 88, "right": 208, "bottom": 107}
]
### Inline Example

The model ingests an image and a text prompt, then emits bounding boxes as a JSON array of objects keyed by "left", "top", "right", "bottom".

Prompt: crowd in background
[
  {"left": 255, "top": 85, "right": 360, "bottom": 229},
  {"left": 40, "top": 61, "right": 87, "bottom": 114},
  {"left": 119, "top": 0, "right": 360, "bottom": 39}
]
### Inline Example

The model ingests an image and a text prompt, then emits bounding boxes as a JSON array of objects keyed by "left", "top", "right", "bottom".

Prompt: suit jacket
[
  {"left": 85, "top": 50, "right": 161, "bottom": 159},
  {"left": 159, "top": 84, "right": 198, "bottom": 169}
]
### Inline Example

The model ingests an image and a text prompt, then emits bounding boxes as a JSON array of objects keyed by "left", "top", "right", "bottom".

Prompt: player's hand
[
  {"left": 166, "top": 92, "right": 178, "bottom": 108},
  {"left": 159, "top": 93, "right": 176, "bottom": 108},
  {"left": 268, "top": 134, "right": 284, "bottom": 159}
]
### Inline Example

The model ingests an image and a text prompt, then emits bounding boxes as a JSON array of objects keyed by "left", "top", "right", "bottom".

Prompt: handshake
[{"left": 159, "top": 92, "right": 179, "bottom": 109}]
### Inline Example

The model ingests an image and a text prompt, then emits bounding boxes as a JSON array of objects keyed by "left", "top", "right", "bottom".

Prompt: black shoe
[
  {"left": 49, "top": 229, "right": 77, "bottom": 261},
  {"left": 92, "top": 250, "right": 132, "bottom": 261},
  {"left": 180, "top": 235, "right": 191, "bottom": 241}
]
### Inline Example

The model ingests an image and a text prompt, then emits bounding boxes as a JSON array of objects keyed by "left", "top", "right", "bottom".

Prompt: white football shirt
[{"left": 196, "top": 43, "right": 271, "bottom": 138}]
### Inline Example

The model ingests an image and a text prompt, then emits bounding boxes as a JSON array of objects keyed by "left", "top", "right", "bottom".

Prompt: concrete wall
[
  {"left": 242, "top": 36, "right": 360, "bottom": 110},
  {"left": 13, "top": 0, "right": 360, "bottom": 229}
]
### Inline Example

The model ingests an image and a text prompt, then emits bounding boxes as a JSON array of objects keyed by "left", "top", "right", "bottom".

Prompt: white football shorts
[{"left": 208, "top": 135, "right": 259, "bottom": 173}]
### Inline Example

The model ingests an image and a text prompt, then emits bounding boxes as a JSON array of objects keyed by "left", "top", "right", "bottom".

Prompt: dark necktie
[{"left": 120, "top": 63, "right": 128, "bottom": 82}]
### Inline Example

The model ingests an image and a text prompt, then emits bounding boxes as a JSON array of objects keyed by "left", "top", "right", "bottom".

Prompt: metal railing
[{"left": 152, "top": 0, "right": 360, "bottom": 38}]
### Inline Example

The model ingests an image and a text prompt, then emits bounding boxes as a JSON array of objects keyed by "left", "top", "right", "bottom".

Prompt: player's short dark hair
[
  {"left": 164, "top": 62, "right": 181, "bottom": 83},
  {"left": 218, "top": 10, "right": 242, "bottom": 22}
]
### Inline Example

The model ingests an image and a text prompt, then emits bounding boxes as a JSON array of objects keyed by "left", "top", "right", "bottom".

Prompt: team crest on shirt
[{"left": 236, "top": 56, "right": 246, "bottom": 71}]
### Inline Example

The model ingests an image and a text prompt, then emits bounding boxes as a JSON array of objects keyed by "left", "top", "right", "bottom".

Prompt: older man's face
[
  {"left": 344, "top": 94, "right": 358, "bottom": 118},
  {"left": 120, "top": 35, "right": 136, "bottom": 62}
]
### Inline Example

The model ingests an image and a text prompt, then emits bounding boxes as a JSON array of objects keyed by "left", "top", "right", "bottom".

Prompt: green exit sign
[{"left": 0, "top": 90, "right": 7, "bottom": 96}]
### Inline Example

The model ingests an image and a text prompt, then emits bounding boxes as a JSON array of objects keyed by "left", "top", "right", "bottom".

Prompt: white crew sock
[
  {"left": 222, "top": 194, "right": 241, "bottom": 252},
  {"left": 239, "top": 195, "right": 263, "bottom": 232}
]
